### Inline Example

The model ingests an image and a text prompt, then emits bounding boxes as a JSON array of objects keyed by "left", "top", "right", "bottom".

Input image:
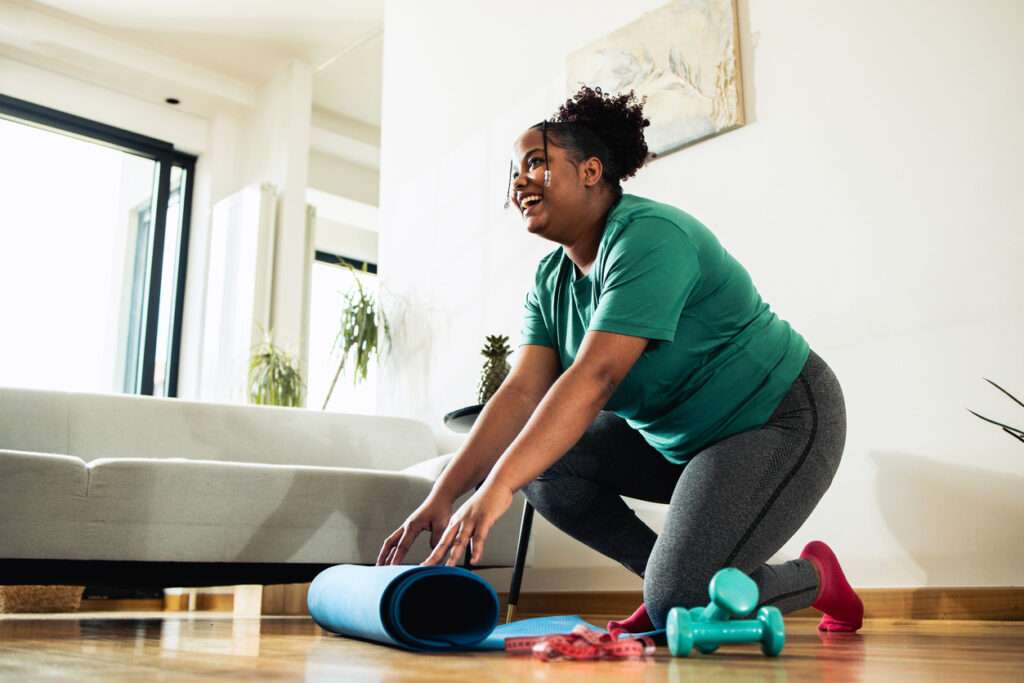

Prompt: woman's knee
[
  {"left": 642, "top": 544, "right": 719, "bottom": 627},
  {"left": 643, "top": 572, "right": 708, "bottom": 629}
]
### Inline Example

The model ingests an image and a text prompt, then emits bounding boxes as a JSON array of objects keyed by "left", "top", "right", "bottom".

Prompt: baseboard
[
  {"left": 79, "top": 586, "right": 294, "bottom": 614},
  {"left": 79, "top": 593, "right": 233, "bottom": 612},
  {"left": 497, "top": 587, "right": 1024, "bottom": 622},
  {"left": 80, "top": 598, "right": 165, "bottom": 612},
  {"left": 259, "top": 583, "right": 309, "bottom": 615},
  {"left": 0, "top": 559, "right": 330, "bottom": 587},
  {"left": 161, "top": 593, "right": 234, "bottom": 612},
  {"left": 60, "top": 585, "right": 1024, "bottom": 621}
]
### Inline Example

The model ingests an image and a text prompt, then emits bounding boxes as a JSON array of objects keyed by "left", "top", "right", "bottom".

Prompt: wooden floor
[{"left": 1, "top": 612, "right": 1023, "bottom": 682}]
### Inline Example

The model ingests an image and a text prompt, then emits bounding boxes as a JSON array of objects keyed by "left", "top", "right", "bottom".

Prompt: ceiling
[{"left": 24, "top": 0, "right": 385, "bottom": 128}]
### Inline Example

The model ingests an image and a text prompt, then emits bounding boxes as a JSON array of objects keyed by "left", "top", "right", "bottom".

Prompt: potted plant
[
  {"left": 322, "top": 260, "right": 392, "bottom": 410},
  {"left": 477, "top": 334, "right": 512, "bottom": 404},
  {"left": 442, "top": 334, "right": 513, "bottom": 433},
  {"left": 248, "top": 329, "right": 305, "bottom": 407}
]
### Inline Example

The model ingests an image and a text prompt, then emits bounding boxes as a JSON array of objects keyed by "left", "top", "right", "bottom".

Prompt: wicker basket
[{"left": 0, "top": 585, "right": 85, "bottom": 613}]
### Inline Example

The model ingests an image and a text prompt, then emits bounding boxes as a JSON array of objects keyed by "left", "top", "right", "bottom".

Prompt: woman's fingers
[
  {"left": 444, "top": 519, "right": 475, "bottom": 567},
  {"left": 423, "top": 517, "right": 463, "bottom": 566},
  {"left": 376, "top": 528, "right": 402, "bottom": 566},
  {"left": 388, "top": 524, "right": 423, "bottom": 566},
  {"left": 470, "top": 523, "right": 491, "bottom": 564},
  {"left": 429, "top": 516, "right": 449, "bottom": 548},
  {"left": 421, "top": 524, "right": 452, "bottom": 565}
]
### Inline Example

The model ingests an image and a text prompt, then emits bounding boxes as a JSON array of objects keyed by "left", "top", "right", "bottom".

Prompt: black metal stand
[
  {"left": 445, "top": 404, "right": 534, "bottom": 623},
  {"left": 505, "top": 499, "right": 534, "bottom": 623}
]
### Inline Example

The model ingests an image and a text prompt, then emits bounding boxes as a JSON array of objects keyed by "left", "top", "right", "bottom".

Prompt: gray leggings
[{"left": 522, "top": 348, "right": 846, "bottom": 629}]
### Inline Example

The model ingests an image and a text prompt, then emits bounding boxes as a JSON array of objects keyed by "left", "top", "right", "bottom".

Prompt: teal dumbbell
[
  {"left": 690, "top": 568, "right": 760, "bottom": 654},
  {"left": 667, "top": 605, "right": 786, "bottom": 657},
  {"left": 699, "top": 568, "right": 759, "bottom": 621}
]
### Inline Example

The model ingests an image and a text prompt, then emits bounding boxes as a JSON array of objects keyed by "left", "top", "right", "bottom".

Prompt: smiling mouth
[{"left": 521, "top": 195, "right": 543, "bottom": 215}]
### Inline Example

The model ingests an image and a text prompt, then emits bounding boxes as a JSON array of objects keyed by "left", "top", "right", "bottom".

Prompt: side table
[{"left": 443, "top": 404, "right": 535, "bottom": 624}]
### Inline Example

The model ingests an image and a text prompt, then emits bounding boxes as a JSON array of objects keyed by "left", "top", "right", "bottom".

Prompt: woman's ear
[{"left": 581, "top": 156, "right": 604, "bottom": 187}]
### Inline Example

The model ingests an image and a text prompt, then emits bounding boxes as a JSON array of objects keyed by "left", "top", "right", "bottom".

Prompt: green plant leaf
[
  {"left": 248, "top": 332, "right": 305, "bottom": 407},
  {"left": 322, "top": 260, "right": 392, "bottom": 407}
]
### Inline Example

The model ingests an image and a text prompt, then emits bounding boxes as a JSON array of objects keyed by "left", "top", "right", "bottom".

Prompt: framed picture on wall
[{"left": 567, "top": 0, "right": 745, "bottom": 158}]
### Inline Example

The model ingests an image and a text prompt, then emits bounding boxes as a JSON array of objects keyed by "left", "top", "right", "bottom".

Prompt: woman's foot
[
  {"left": 607, "top": 602, "right": 653, "bottom": 636},
  {"left": 801, "top": 540, "right": 864, "bottom": 632}
]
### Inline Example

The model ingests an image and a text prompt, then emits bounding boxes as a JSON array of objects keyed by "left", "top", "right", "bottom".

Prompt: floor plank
[{"left": 1, "top": 612, "right": 1022, "bottom": 682}]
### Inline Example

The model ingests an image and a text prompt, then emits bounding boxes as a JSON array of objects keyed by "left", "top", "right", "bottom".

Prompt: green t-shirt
[{"left": 520, "top": 193, "right": 809, "bottom": 464}]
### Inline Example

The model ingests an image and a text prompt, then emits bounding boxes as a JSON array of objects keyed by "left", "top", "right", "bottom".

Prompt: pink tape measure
[{"left": 505, "top": 624, "right": 656, "bottom": 661}]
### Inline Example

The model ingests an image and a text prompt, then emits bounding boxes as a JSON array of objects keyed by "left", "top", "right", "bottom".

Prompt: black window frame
[
  {"left": 0, "top": 93, "right": 197, "bottom": 398},
  {"left": 314, "top": 250, "right": 378, "bottom": 274}
]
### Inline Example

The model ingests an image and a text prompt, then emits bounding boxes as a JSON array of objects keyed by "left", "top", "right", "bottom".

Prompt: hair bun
[{"left": 555, "top": 85, "right": 652, "bottom": 181}]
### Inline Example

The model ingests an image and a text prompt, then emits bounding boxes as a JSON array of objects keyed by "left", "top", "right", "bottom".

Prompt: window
[
  {"left": 0, "top": 95, "right": 195, "bottom": 397},
  {"left": 306, "top": 253, "right": 379, "bottom": 414}
]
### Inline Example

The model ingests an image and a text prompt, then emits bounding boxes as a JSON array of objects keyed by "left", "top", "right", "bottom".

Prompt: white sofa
[{"left": 0, "top": 386, "right": 526, "bottom": 586}]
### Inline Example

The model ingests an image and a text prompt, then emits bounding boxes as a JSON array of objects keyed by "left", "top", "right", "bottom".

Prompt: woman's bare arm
[
  {"left": 431, "top": 344, "right": 560, "bottom": 502},
  {"left": 415, "top": 330, "right": 650, "bottom": 568},
  {"left": 485, "top": 330, "right": 649, "bottom": 495},
  {"left": 378, "top": 345, "right": 560, "bottom": 566}
]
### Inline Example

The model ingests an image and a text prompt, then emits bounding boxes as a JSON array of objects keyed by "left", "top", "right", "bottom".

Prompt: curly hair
[
  {"left": 505, "top": 85, "right": 653, "bottom": 208},
  {"left": 541, "top": 85, "right": 652, "bottom": 186}
]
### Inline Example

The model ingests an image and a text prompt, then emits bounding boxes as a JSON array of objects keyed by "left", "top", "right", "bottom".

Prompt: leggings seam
[
  {"left": 723, "top": 374, "right": 819, "bottom": 567},
  {"left": 756, "top": 586, "right": 817, "bottom": 610}
]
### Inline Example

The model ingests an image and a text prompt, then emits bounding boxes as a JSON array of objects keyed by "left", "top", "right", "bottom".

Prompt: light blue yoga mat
[{"left": 307, "top": 564, "right": 662, "bottom": 652}]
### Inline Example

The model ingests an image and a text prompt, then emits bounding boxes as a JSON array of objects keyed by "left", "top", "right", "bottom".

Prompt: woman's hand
[
  {"left": 420, "top": 482, "right": 514, "bottom": 567},
  {"left": 376, "top": 493, "right": 454, "bottom": 566}
]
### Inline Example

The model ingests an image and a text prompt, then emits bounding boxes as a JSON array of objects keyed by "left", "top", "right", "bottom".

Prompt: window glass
[{"left": 0, "top": 116, "right": 159, "bottom": 394}]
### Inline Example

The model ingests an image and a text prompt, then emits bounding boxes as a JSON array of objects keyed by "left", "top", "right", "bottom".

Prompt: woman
[{"left": 377, "top": 86, "right": 863, "bottom": 634}]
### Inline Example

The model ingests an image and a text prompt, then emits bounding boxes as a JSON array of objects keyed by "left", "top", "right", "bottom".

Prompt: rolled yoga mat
[{"left": 307, "top": 564, "right": 641, "bottom": 652}]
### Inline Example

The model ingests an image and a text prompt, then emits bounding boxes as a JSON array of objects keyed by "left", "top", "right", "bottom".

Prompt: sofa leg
[
  {"left": 233, "top": 585, "right": 263, "bottom": 618},
  {"left": 506, "top": 501, "right": 534, "bottom": 624}
]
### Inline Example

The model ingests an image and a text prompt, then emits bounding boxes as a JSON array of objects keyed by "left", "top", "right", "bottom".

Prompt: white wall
[
  {"left": 238, "top": 60, "right": 315, "bottom": 372},
  {"left": 0, "top": 57, "right": 210, "bottom": 154},
  {"left": 309, "top": 151, "right": 380, "bottom": 207},
  {"left": 315, "top": 217, "right": 379, "bottom": 265},
  {"left": 378, "top": 0, "right": 1024, "bottom": 590}
]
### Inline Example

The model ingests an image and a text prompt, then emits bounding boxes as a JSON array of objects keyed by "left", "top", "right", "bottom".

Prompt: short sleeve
[
  {"left": 589, "top": 218, "right": 700, "bottom": 343},
  {"left": 519, "top": 282, "right": 555, "bottom": 348}
]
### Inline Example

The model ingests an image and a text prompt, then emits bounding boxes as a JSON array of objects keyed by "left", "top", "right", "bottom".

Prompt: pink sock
[
  {"left": 800, "top": 540, "right": 864, "bottom": 632},
  {"left": 607, "top": 602, "right": 653, "bottom": 636}
]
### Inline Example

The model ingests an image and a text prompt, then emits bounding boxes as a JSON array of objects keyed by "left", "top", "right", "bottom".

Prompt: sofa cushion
[
  {"left": 64, "top": 391, "right": 438, "bottom": 470},
  {"left": 0, "top": 388, "right": 71, "bottom": 455},
  {"left": 0, "top": 449, "right": 88, "bottom": 559},
  {"left": 78, "top": 458, "right": 438, "bottom": 563},
  {"left": 0, "top": 386, "right": 442, "bottom": 470}
]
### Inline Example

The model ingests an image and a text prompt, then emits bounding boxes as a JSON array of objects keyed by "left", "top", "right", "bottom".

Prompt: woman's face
[{"left": 510, "top": 127, "right": 594, "bottom": 242}]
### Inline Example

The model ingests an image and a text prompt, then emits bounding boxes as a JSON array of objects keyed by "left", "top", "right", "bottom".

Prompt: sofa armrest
[
  {"left": 400, "top": 452, "right": 455, "bottom": 482},
  {"left": 432, "top": 429, "right": 467, "bottom": 458}
]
